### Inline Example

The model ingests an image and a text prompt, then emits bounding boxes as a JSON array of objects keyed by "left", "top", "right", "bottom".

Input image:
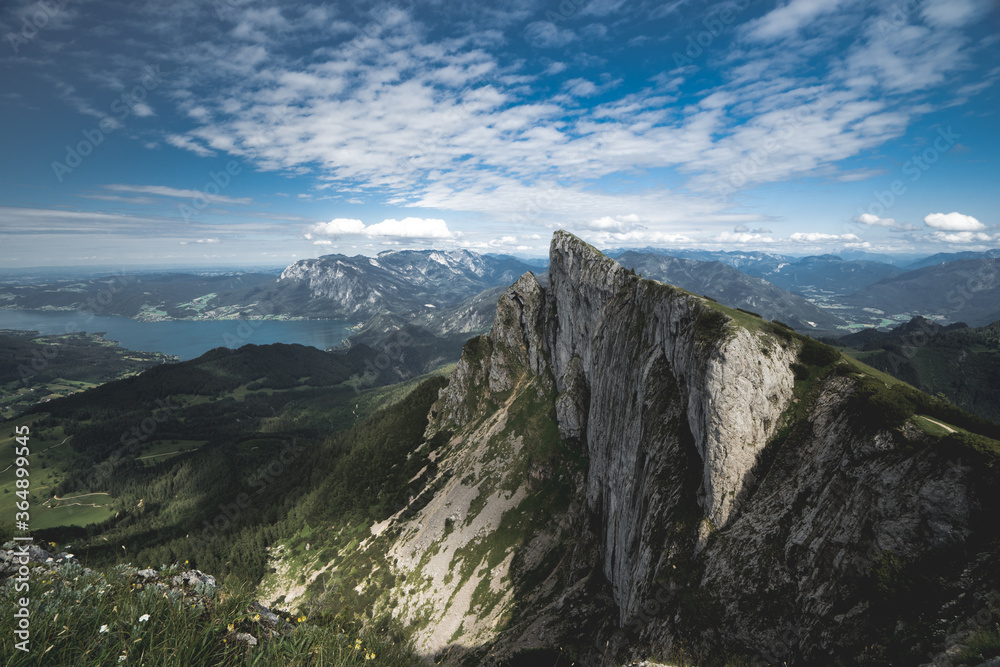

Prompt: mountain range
[
  {"left": 3, "top": 231, "right": 998, "bottom": 666},
  {"left": 0, "top": 251, "right": 538, "bottom": 325},
  {"left": 614, "top": 251, "right": 846, "bottom": 331},
  {"left": 845, "top": 258, "right": 1000, "bottom": 327},
  {"left": 271, "top": 249, "right": 537, "bottom": 321}
]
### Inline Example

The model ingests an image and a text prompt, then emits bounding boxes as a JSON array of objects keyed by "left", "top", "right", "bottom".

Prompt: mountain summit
[
  {"left": 276, "top": 249, "right": 536, "bottom": 320},
  {"left": 258, "top": 230, "right": 999, "bottom": 665}
]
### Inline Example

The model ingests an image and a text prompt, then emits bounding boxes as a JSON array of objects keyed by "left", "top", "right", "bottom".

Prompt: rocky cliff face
[
  {"left": 440, "top": 231, "right": 801, "bottom": 624},
  {"left": 267, "top": 231, "right": 1000, "bottom": 666}
]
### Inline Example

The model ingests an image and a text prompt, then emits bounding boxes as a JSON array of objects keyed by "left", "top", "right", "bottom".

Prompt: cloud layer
[{"left": 308, "top": 218, "right": 455, "bottom": 240}]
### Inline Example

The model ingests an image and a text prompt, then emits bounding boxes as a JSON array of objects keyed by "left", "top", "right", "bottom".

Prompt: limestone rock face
[
  {"left": 429, "top": 231, "right": 799, "bottom": 626},
  {"left": 690, "top": 376, "right": 975, "bottom": 663},
  {"left": 546, "top": 230, "right": 797, "bottom": 526},
  {"left": 492, "top": 231, "right": 794, "bottom": 621}
]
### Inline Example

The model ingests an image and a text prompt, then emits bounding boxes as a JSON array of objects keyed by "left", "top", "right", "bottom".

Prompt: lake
[{"left": 0, "top": 310, "right": 354, "bottom": 361}]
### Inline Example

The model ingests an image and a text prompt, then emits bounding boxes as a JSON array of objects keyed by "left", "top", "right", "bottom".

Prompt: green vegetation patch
[{"left": 0, "top": 558, "right": 419, "bottom": 666}]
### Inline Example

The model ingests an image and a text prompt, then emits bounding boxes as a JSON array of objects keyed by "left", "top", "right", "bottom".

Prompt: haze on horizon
[{"left": 1, "top": 0, "right": 998, "bottom": 269}]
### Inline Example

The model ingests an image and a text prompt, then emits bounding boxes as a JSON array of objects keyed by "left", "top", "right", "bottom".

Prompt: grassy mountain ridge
[
  {"left": 248, "top": 232, "right": 1000, "bottom": 665},
  {"left": 1, "top": 341, "right": 451, "bottom": 584},
  {"left": 834, "top": 316, "right": 1000, "bottom": 422}
]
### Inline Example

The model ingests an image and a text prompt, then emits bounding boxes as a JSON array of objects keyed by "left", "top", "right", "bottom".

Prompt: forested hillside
[
  {"left": 835, "top": 317, "right": 1000, "bottom": 421},
  {"left": 2, "top": 342, "right": 450, "bottom": 590}
]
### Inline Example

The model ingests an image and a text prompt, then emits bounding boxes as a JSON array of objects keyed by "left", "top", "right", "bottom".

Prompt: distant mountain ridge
[
  {"left": 845, "top": 258, "right": 1000, "bottom": 326},
  {"left": 608, "top": 248, "right": 907, "bottom": 297},
  {"left": 614, "top": 251, "right": 846, "bottom": 332},
  {"left": 0, "top": 250, "right": 538, "bottom": 326},
  {"left": 904, "top": 249, "right": 1000, "bottom": 271},
  {"left": 761, "top": 254, "right": 902, "bottom": 296},
  {"left": 274, "top": 249, "right": 536, "bottom": 320}
]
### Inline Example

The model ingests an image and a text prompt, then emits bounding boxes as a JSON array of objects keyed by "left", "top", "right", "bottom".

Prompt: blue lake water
[{"left": 0, "top": 310, "right": 354, "bottom": 361}]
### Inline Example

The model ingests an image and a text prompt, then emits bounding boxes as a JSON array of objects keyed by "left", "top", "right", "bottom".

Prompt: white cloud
[
  {"left": 923, "top": 212, "right": 985, "bottom": 231},
  {"left": 524, "top": 21, "right": 577, "bottom": 48},
  {"left": 179, "top": 238, "right": 221, "bottom": 245},
  {"left": 579, "top": 214, "right": 642, "bottom": 232},
  {"left": 366, "top": 218, "right": 454, "bottom": 238},
  {"left": 855, "top": 213, "right": 895, "bottom": 227},
  {"left": 743, "top": 0, "right": 853, "bottom": 42},
  {"left": 309, "top": 217, "right": 455, "bottom": 240},
  {"left": 927, "top": 231, "right": 998, "bottom": 244},
  {"left": 310, "top": 219, "right": 366, "bottom": 236},
  {"left": 920, "top": 0, "right": 989, "bottom": 28},
  {"left": 165, "top": 134, "right": 215, "bottom": 157},
  {"left": 489, "top": 235, "right": 519, "bottom": 247},
  {"left": 104, "top": 184, "right": 251, "bottom": 205},
  {"left": 0, "top": 207, "right": 233, "bottom": 231},
  {"left": 717, "top": 232, "right": 778, "bottom": 244},
  {"left": 564, "top": 78, "right": 599, "bottom": 97},
  {"left": 131, "top": 102, "right": 155, "bottom": 117},
  {"left": 789, "top": 232, "right": 863, "bottom": 243},
  {"left": 567, "top": 224, "right": 694, "bottom": 246},
  {"left": 838, "top": 6, "right": 976, "bottom": 94},
  {"left": 854, "top": 213, "right": 919, "bottom": 231}
]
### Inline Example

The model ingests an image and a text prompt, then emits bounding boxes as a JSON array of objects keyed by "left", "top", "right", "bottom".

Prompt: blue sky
[{"left": 1, "top": 0, "right": 998, "bottom": 268}]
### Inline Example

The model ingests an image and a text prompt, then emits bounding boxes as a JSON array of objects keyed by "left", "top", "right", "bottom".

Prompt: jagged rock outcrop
[
  {"left": 432, "top": 232, "right": 800, "bottom": 625},
  {"left": 545, "top": 232, "right": 797, "bottom": 528}
]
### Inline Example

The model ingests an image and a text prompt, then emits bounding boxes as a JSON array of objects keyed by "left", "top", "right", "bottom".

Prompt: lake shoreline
[{"left": 0, "top": 309, "right": 355, "bottom": 361}]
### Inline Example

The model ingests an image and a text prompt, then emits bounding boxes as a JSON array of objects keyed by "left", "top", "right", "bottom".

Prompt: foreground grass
[
  {"left": 953, "top": 625, "right": 1000, "bottom": 665},
  {"left": 1, "top": 559, "right": 420, "bottom": 666}
]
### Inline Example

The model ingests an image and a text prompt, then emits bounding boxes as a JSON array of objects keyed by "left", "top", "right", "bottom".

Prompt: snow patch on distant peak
[{"left": 429, "top": 252, "right": 452, "bottom": 266}]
